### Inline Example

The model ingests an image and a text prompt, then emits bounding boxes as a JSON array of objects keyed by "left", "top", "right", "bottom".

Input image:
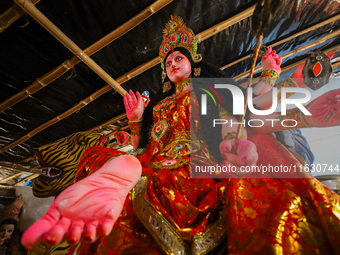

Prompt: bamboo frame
[
  {"left": 0, "top": 0, "right": 40, "bottom": 33},
  {"left": 0, "top": 1, "right": 253, "bottom": 113},
  {"left": 0, "top": 172, "right": 24, "bottom": 183},
  {"left": 0, "top": 0, "right": 172, "bottom": 113},
  {"left": 234, "top": 30, "right": 340, "bottom": 81},
  {"left": 0, "top": 161, "right": 39, "bottom": 173},
  {"left": 0, "top": 6, "right": 256, "bottom": 154},
  {"left": 221, "top": 13, "right": 340, "bottom": 70},
  {"left": 12, "top": 0, "right": 128, "bottom": 96},
  {"left": 15, "top": 173, "right": 39, "bottom": 186}
]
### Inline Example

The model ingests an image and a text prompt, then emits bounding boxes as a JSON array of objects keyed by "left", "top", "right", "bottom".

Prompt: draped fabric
[{"left": 69, "top": 90, "right": 340, "bottom": 255}]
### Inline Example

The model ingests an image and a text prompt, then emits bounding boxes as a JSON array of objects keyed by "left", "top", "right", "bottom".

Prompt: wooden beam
[
  {"left": 0, "top": 161, "right": 39, "bottom": 173},
  {"left": 13, "top": 0, "right": 127, "bottom": 96},
  {"left": 15, "top": 174, "right": 39, "bottom": 186},
  {"left": 0, "top": 0, "right": 40, "bottom": 33}
]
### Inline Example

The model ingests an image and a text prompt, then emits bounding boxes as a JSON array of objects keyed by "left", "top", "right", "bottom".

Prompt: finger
[
  {"left": 277, "top": 56, "right": 282, "bottom": 66},
  {"left": 271, "top": 50, "right": 276, "bottom": 55},
  {"left": 123, "top": 96, "right": 130, "bottom": 111},
  {"left": 22, "top": 205, "right": 61, "bottom": 250},
  {"left": 261, "top": 56, "right": 267, "bottom": 63},
  {"left": 65, "top": 220, "right": 85, "bottom": 245},
  {"left": 266, "top": 46, "right": 272, "bottom": 56},
  {"left": 130, "top": 90, "right": 138, "bottom": 105},
  {"left": 126, "top": 92, "right": 134, "bottom": 109},
  {"left": 44, "top": 217, "right": 71, "bottom": 246},
  {"left": 136, "top": 93, "right": 144, "bottom": 110},
  {"left": 219, "top": 140, "right": 232, "bottom": 153},
  {"left": 83, "top": 221, "right": 99, "bottom": 243},
  {"left": 98, "top": 210, "right": 115, "bottom": 236}
]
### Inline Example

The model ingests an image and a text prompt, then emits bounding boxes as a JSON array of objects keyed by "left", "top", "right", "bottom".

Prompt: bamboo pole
[
  {"left": 13, "top": 0, "right": 128, "bottom": 95},
  {"left": 221, "top": 13, "right": 340, "bottom": 70},
  {"left": 234, "top": 30, "right": 340, "bottom": 81},
  {"left": 88, "top": 113, "right": 128, "bottom": 132},
  {"left": 0, "top": 8, "right": 256, "bottom": 154},
  {"left": 0, "top": 161, "right": 37, "bottom": 172},
  {"left": 0, "top": 0, "right": 172, "bottom": 113},
  {"left": 196, "top": 5, "right": 255, "bottom": 42},
  {"left": 0, "top": 0, "right": 40, "bottom": 33},
  {"left": 0, "top": 172, "right": 24, "bottom": 183},
  {"left": 15, "top": 173, "right": 39, "bottom": 186}
]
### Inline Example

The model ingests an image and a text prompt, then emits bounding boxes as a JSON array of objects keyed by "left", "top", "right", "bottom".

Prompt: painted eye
[
  {"left": 175, "top": 56, "right": 182, "bottom": 61},
  {"left": 166, "top": 61, "right": 171, "bottom": 67}
]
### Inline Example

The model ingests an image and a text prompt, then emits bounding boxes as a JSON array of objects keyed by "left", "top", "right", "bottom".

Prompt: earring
[
  {"left": 194, "top": 67, "right": 201, "bottom": 76},
  {"left": 162, "top": 70, "right": 167, "bottom": 82},
  {"left": 162, "top": 81, "right": 172, "bottom": 93}
]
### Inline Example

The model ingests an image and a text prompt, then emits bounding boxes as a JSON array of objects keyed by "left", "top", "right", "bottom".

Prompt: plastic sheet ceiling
[{"left": 0, "top": 0, "right": 340, "bottom": 163}]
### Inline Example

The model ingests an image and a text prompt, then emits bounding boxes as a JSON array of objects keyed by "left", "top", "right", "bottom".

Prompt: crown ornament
[{"left": 159, "top": 16, "right": 202, "bottom": 73}]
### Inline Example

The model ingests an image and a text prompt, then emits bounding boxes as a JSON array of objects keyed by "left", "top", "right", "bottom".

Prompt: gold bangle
[
  {"left": 260, "top": 69, "right": 279, "bottom": 79},
  {"left": 129, "top": 119, "right": 142, "bottom": 136}
]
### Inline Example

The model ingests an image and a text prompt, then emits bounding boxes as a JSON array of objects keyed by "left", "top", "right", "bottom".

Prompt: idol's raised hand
[
  {"left": 123, "top": 90, "right": 147, "bottom": 121},
  {"left": 305, "top": 88, "right": 340, "bottom": 127},
  {"left": 22, "top": 155, "right": 142, "bottom": 250},
  {"left": 261, "top": 46, "right": 282, "bottom": 74}
]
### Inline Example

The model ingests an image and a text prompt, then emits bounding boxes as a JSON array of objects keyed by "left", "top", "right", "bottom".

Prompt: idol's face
[
  {"left": 0, "top": 224, "right": 14, "bottom": 245},
  {"left": 165, "top": 51, "right": 191, "bottom": 84}
]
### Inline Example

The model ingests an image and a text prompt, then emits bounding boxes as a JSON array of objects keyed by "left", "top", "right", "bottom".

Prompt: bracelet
[
  {"left": 129, "top": 118, "right": 143, "bottom": 123},
  {"left": 259, "top": 69, "right": 279, "bottom": 87},
  {"left": 223, "top": 131, "right": 245, "bottom": 141},
  {"left": 260, "top": 69, "right": 279, "bottom": 79},
  {"left": 129, "top": 119, "right": 142, "bottom": 136}
]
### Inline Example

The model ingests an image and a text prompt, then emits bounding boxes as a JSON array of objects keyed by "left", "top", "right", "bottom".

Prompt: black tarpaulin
[{"left": 0, "top": 0, "right": 340, "bottom": 162}]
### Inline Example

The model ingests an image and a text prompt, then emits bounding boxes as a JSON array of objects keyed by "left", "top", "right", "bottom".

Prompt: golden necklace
[{"left": 175, "top": 79, "right": 190, "bottom": 92}]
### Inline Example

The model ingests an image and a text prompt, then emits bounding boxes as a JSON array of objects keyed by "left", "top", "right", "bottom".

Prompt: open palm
[
  {"left": 22, "top": 155, "right": 142, "bottom": 249},
  {"left": 124, "top": 90, "right": 145, "bottom": 121}
]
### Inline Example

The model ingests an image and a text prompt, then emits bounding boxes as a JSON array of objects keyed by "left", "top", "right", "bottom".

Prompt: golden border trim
[{"left": 132, "top": 177, "right": 227, "bottom": 255}]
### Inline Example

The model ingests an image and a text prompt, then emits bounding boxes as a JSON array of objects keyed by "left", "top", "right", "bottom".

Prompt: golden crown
[{"left": 159, "top": 16, "right": 202, "bottom": 72}]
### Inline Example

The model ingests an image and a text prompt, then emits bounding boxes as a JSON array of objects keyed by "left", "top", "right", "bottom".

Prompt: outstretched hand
[
  {"left": 261, "top": 46, "right": 282, "bottom": 74},
  {"left": 22, "top": 155, "right": 142, "bottom": 250},
  {"left": 124, "top": 90, "right": 148, "bottom": 121},
  {"left": 305, "top": 88, "right": 340, "bottom": 127}
]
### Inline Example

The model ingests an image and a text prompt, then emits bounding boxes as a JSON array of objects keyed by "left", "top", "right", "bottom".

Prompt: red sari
[{"left": 71, "top": 90, "right": 340, "bottom": 255}]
